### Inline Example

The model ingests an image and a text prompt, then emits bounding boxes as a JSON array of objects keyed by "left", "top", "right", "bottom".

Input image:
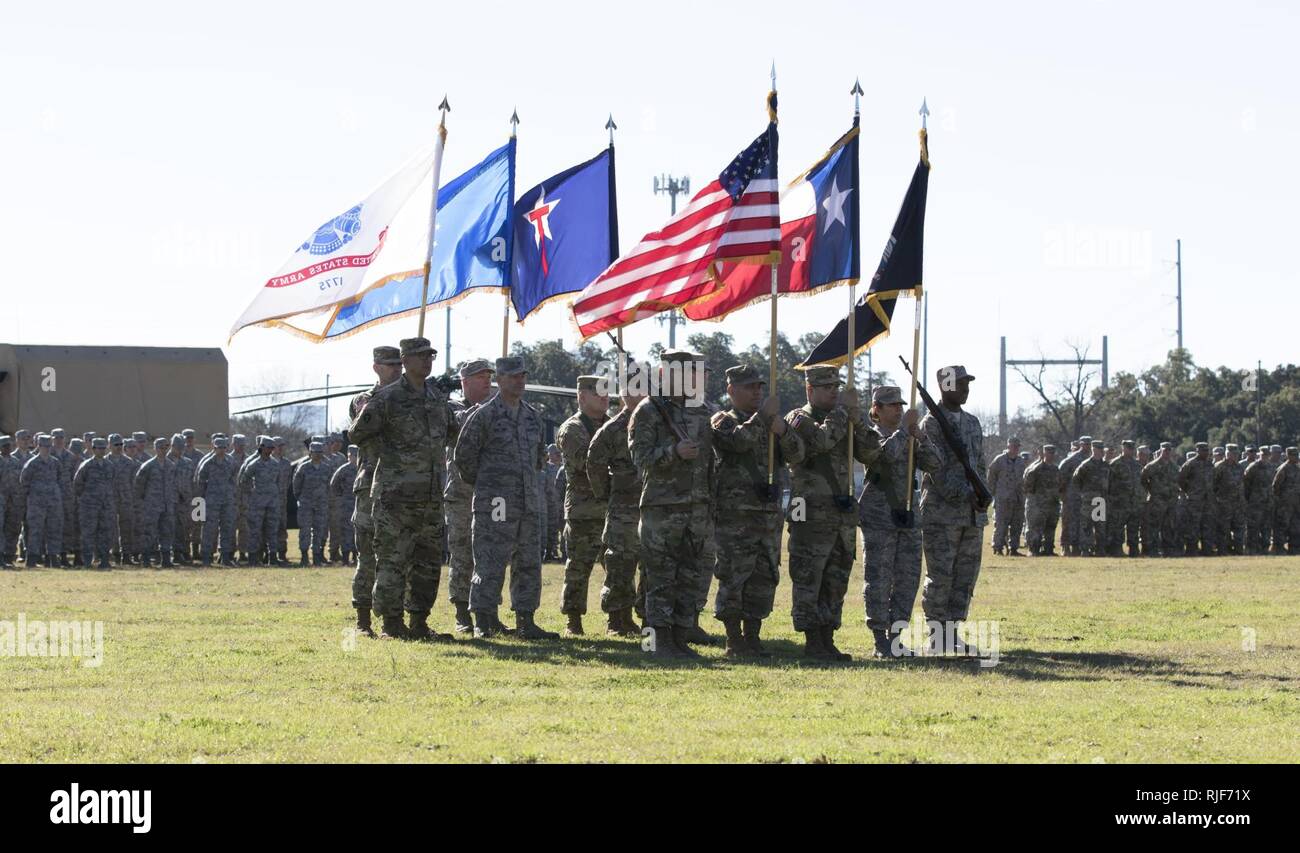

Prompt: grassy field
[{"left": 2, "top": 542, "right": 1297, "bottom": 763}]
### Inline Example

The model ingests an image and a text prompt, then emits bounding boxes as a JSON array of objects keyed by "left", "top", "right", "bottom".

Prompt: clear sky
[{"left": 4, "top": 1, "right": 1296, "bottom": 430}]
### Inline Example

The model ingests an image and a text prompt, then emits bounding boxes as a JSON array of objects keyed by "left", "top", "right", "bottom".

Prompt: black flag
[{"left": 798, "top": 140, "right": 929, "bottom": 368}]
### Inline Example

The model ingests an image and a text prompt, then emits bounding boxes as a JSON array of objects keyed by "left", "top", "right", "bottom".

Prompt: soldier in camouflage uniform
[
  {"left": 181, "top": 429, "right": 204, "bottom": 560},
  {"left": 1073, "top": 440, "right": 1109, "bottom": 557},
  {"left": 785, "top": 365, "right": 880, "bottom": 661},
  {"left": 345, "top": 347, "right": 402, "bottom": 637},
  {"left": 228, "top": 435, "right": 249, "bottom": 562},
  {"left": 52, "top": 431, "right": 78, "bottom": 564},
  {"left": 1264, "top": 445, "right": 1282, "bottom": 552},
  {"left": 586, "top": 373, "right": 648, "bottom": 638},
  {"left": 1272, "top": 447, "right": 1300, "bottom": 553},
  {"left": 0, "top": 436, "right": 19, "bottom": 567},
  {"left": 1243, "top": 445, "right": 1275, "bottom": 555},
  {"left": 330, "top": 445, "right": 358, "bottom": 564},
  {"left": 323, "top": 433, "right": 346, "bottom": 564},
  {"left": 9, "top": 431, "right": 31, "bottom": 563},
  {"left": 1106, "top": 439, "right": 1142, "bottom": 557},
  {"left": 918, "top": 366, "right": 988, "bottom": 654},
  {"left": 134, "top": 438, "right": 175, "bottom": 567},
  {"left": 105, "top": 435, "right": 134, "bottom": 563},
  {"left": 1212, "top": 443, "right": 1246, "bottom": 554},
  {"left": 628, "top": 350, "right": 717, "bottom": 659},
  {"left": 165, "top": 435, "right": 194, "bottom": 565},
  {"left": 197, "top": 436, "right": 238, "bottom": 566},
  {"left": 293, "top": 442, "right": 332, "bottom": 567},
  {"left": 453, "top": 355, "right": 557, "bottom": 641},
  {"left": 1177, "top": 442, "right": 1215, "bottom": 555},
  {"left": 1022, "top": 444, "right": 1061, "bottom": 556},
  {"left": 711, "top": 364, "right": 805, "bottom": 658},
  {"left": 987, "top": 436, "right": 1025, "bottom": 555},
  {"left": 1057, "top": 437, "right": 1089, "bottom": 556},
  {"left": 544, "top": 446, "right": 563, "bottom": 560},
  {"left": 271, "top": 437, "right": 290, "bottom": 563},
  {"left": 239, "top": 436, "right": 284, "bottom": 567},
  {"left": 21, "top": 435, "right": 65, "bottom": 567},
  {"left": 73, "top": 437, "right": 117, "bottom": 569},
  {"left": 859, "top": 385, "right": 938, "bottom": 658},
  {"left": 555, "top": 375, "right": 610, "bottom": 636},
  {"left": 1140, "top": 442, "right": 1179, "bottom": 556},
  {"left": 350, "top": 337, "right": 460, "bottom": 642},
  {"left": 434, "top": 358, "right": 492, "bottom": 635}
]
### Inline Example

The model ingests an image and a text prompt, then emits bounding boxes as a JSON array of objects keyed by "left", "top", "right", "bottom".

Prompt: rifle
[{"left": 898, "top": 356, "right": 993, "bottom": 513}]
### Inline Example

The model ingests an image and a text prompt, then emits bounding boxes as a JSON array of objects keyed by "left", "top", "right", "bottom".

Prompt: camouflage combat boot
[
  {"left": 648, "top": 625, "right": 682, "bottom": 659},
  {"left": 802, "top": 629, "right": 830, "bottom": 660},
  {"left": 820, "top": 626, "right": 852, "bottom": 662},
  {"left": 686, "top": 614, "right": 717, "bottom": 646},
  {"left": 297, "top": 556, "right": 308, "bottom": 568},
  {"left": 564, "top": 613, "right": 584, "bottom": 636},
  {"left": 98, "top": 558, "right": 111, "bottom": 570},
  {"left": 872, "top": 629, "right": 893, "bottom": 659},
  {"left": 741, "top": 618, "right": 771, "bottom": 657},
  {"left": 160, "top": 552, "right": 173, "bottom": 568},
  {"left": 452, "top": 601, "right": 474, "bottom": 634},
  {"left": 379, "top": 614, "right": 409, "bottom": 640},
  {"left": 355, "top": 607, "right": 376, "bottom": 639},
  {"left": 722, "top": 618, "right": 755, "bottom": 659},
  {"left": 671, "top": 624, "right": 701, "bottom": 658},
  {"left": 406, "top": 611, "right": 453, "bottom": 643},
  {"left": 472, "top": 610, "right": 502, "bottom": 639},
  {"left": 515, "top": 611, "right": 560, "bottom": 640}
]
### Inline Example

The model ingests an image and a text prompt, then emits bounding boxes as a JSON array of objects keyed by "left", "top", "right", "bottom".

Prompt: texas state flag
[{"left": 683, "top": 123, "right": 859, "bottom": 321}]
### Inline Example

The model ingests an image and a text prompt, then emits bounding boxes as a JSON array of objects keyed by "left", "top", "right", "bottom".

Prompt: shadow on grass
[{"left": 986, "top": 648, "right": 1283, "bottom": 688}]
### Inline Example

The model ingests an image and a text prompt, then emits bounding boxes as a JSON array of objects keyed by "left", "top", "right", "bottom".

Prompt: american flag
[{"left": 571, "top": 123, "right": 779, "bottom": 338}]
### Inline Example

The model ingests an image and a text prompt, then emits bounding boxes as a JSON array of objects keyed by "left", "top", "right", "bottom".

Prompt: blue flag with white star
[
  {"left": 324, "top": 139, "right": 516, "bottom": 338},
  {"left": 511, "top": 146, "right": 616, "bottom": 321}
]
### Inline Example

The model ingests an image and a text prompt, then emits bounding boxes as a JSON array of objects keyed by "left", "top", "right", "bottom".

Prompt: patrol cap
[
  {"left": 132, "top": 431, "right": 147, "bottom": 442},
  {"left": 399, "top": 337, "right": 435, "bottom": 357},
  {"left": 15, "top": 429, "right": 30, "bottom": 440},
  {"left": 273, "top": 436, "right": 286, "bottom": 447},
  {"left": 0, "top": 435, "right": 11, "bottom": 447},
  {"left": 1121, "top": 439, "right": 1135, "bottom": 448},
  {"left": 1137, "top": 444, "right": 1149, "bottom": 452},
  {"left": 182, "top": 428, "right": 196, "bottom": 438},
  {"left": 1007, "top": 435, "right": 1022, "bottom": 445},
  {"left": 1042, "top": 444, "right": 1057, "bottom": 452},
  {"left": 1288, "top": 447, "right": 1299, "bottom": 457},
  {"left": 212, "top": 432, "right": 227, "bottom": 440},
  {"left": 1271, "top": 444, "right": 1283, "bottom": 453},
  {"left": 546, "top": 443, "right": 559, "bottom": 453},
  {"left": 495, "top": 356, "right": 527, "bottom": 376},
  {"left": 69, "top": 438, "right": 83, "bottom": 451},
  {"left": 82, "top": 431, "right": 95, "bottom": 441},
  {"left": 576, "top": 375, "right": 605, "bottom": 392},
  {"left": 660, "top": 349, "right": 702, "bottom": 365},
  {"left": 258, "top": 436, "right": 275, "bottom": 449},
  {"left": 212, "top": 436, "right": 229, "bottom": 449},
  {"left": 91, "top": 438, "right": 107, "bottom": 450},
  {"left": 124, "top": 438, "right": 137, "bottom": 449},
  {"left": 309, "top": 441, "right": 325, "bottom": 453},
  {"left": 109, "top": 433, "right": 123, "bottom": 446},
  {"left": 37, "top": 434, "right": 52, "bottom": 447},
  {"left": 153, "top": 437, "right": 167, "bottom": 450},
  {"left": 724, "top": 364, "right": 763, "bottom": 386},
  {"left": 936, "top": 365, "right": 975, "bottom": 384},
  {"left": 171, "top": 434, "right": 185, "bottom": 448},
  {"left": 1225, "top": 443, "right": 1239, "bottom": 453},
  {"left": 1195, "top": 441, "right": 1209, "bottom": 451},
  {"left": 51, "top": 428, "right": 65, "bottom": 439},
  {"left": 871, "top": 385, "right": 904, "bottom": 405},
  {"left": 1159, "top": 441, "right": 1173, "bottom": 449},
  {"left": 1078, "top": 435, "right": 1093, "bottom": 444},
  {"left": 1245, "top": 445, "right": 1257, "bottom": 453},
  {"left": 803, "top": 365, "right": 842, "bottom": 387},
  {"left": 310, "top": 435, "right": 325, "bottom": 444},
  {"left": 1187, "top": 451, "right": 1196, "bottom": 459},
  {"left": 347, "top": 444, "right": 358, "bottom": 454},
  {"left": 1090, "top": 440, "right": 1105, "bottom": 449},
  {"left": 458, "top": 358, "right": 493, "bottom": 378},
  {"left": 373, "top": 345, "right": 402, "bottom": 365},
  {"left": 232, "top": 434, "right": 247, "bottom": 446}
]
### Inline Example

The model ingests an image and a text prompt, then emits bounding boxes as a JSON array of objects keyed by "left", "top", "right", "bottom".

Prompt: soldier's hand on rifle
[
  {"left": 675, "top": 439, "right": 700, "bottom": 461},
  {"left": 760, "top": 396, "right": 786, "bottom": 434}
]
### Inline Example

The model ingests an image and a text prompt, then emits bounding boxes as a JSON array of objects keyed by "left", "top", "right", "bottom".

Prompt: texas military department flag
[
  {"left": 799, "top": 131, "right": 930, "bottom": 368},
  {"left": 511, "top": 146, "right": 617, "bottom": 321}
]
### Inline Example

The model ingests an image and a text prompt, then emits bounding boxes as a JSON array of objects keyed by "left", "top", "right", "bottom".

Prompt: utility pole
[
  {"left": 653, "top": 174, "right": 690, "bottom": 347},
  {"left": 1176, "top": 238, "right": 1183, "bottom": 351},
  {"left": 1257, "top": 360, "right": 1263, "bottom": 446}
]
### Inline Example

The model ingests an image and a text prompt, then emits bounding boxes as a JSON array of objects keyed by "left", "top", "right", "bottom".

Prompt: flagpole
[
  {"left": 767, "top": 63, "right": 778, "bottom": 487},
  {"left": 417, "top": 96, "right": 450, "bottom": 338},
  {"left": 845, "top": 78, "right": 863, "bottom": 499},
  {"left": 502, "top": 108, "right": 520, "bottom": 358},
  {"left": 904, "top": 99, "right": 929, "bottom": 512}
]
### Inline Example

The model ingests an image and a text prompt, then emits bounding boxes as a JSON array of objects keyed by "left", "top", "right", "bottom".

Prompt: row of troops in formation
[
  {"left": 984, "top": 435, "right": 1300, "bottom": 558},
  {"left": 0, "top": 426, "right": 364, "bottom": 569},
  {"left": 345, "top": 336, "right": 990, "bottom": 661}
]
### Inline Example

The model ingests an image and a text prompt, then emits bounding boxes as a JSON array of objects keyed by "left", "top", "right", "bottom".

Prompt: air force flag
[
  {"left": 325, "top": 139, "right": 516, "bottom": 338},
  {"left": 511, "top": 146, "right": 617, "bottom": 321}
]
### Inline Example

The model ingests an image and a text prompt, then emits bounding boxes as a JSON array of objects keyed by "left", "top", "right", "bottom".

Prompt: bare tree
[{"left": 1010, "top": 342, "right": 1106, "bottom": 445}]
